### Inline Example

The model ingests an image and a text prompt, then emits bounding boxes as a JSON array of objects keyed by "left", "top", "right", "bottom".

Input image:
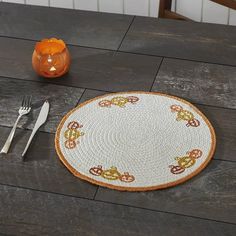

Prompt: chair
[{"left": 159, "top": 0, "right": 236, "bottom": 20}]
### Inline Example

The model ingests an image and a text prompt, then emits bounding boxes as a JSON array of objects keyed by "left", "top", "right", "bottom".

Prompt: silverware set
[{"left": 0, "top": 96, "right": 50, "bottom": 159}]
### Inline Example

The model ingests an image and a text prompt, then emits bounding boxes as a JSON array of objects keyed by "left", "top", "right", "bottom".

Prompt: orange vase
[{"left": 32, "top": 38, "right": 70, "bottom": 78}]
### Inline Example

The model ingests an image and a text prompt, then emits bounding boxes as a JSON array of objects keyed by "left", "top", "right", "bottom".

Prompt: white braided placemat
[{"left": 55, "top": 92, "right": 216, "bottom": 191}]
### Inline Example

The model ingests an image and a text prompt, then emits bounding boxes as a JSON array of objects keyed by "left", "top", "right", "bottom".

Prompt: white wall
[
  {"left": 1, "top": 0, "right": 236, "bottom": 25},
  {"left": 174, "top": 0, "right": 235, "bottom": 25}
]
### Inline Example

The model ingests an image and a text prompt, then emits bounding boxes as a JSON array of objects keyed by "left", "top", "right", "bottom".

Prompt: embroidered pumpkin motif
[
  {"left": 119, "top": 172, "right": 135, "bottom": 183},
  {"left": 64, "top": 121, "right": 84, "bottom": 149},
  {"left": 67, "top": 121, "right": 82, "bottom": 130},
  {"left": 98, "top": 100, "right": 112, "bottom": 107},
  {"left": 64, "top": 140, "right": 76, "bottom": 149},
  {"left": 170, "top": 105, "right": 183, "bottom": 112},
  {"left": 169, "top": 149, "right": 203, "bottom": 174},
  {"left": 188, "top": 149, "right": 202, "bottom": 159},
  {"left": 89, "top": 165, "right": 103, "bottom": 176},
  {"left": 111, "top": 97, "right": 128, "bottom": 107},
  {"left": 169, "top": 165, "right": 185, "bottom": 174},
  {"left": 98, "top": 96, "right": 139, "bottom": 108},
  {"left": 64, "top": 129, "right": 82, "bottom": 141},
  {"left": 89, "top": 166, "right": 135, "bottom": 183},
  {"left": 101, "top": 167, "right": 121, "bottom": 180},
  {"left": 176, "top": 110, "right": 194, "bottom": 121},
  {"left": 176, "top": 156, "right": 196, "bottom": 169},
  {"left": 170, "top": 104, "right": 200, "bottom": 127},
  {"left": 126, "top": 96, "right": 139, "bottom": 104},
  {"left": 186, "top": 119, "right": 200, "bottom": 127}
]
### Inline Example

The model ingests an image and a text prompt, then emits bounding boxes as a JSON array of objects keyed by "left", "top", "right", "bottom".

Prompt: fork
[{"left": 0, "top": 96, "right": 32, "bottom": 154}]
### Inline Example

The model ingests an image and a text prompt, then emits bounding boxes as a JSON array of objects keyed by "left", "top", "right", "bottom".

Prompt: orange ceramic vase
[{"left": 32, "top": 38, "right": 70, "bottom": 78}]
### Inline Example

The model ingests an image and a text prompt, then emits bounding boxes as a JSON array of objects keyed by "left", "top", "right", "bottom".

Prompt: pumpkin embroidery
[
  {"left": 187, "top": 149, "right": 203, "bottom": 159},
  {"left": 102, "top": 167, "right": 121, "bottom": 180},
  {"left": 169, "top": 165, "right": 185, "bottom": 174},
  {"left": 98, "top": 100, "right": 112, "bottom": 107},
  {"left": 89, "top": 165, "right": 103, "bottom": 176},
  {"left": 176, "top": 156, "right": 196, "bottom": 169},
  {"left": 64, "top": 121, "right": 84, "bottom": 149},
  {"left": 170, "top": 105, "right": 200, "bottom": 127},
  {"left": 169, "top": 149, "right": 203, "bottom": 174},
  {"left": 99, "top": 96, "right": 139, "bottom": 108},
  {"left": 119, "top": 172, "right": 135, "bottom": 183},
  {"left": 89, "top": 166, "right": 135, "bottom": 183}
]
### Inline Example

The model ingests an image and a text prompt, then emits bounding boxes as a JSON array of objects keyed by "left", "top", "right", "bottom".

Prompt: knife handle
[{"left": 21, "top": 128, "right": 37, "bottom": 158}]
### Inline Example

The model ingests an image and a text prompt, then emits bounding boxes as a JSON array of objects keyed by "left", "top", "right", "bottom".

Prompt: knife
[{"left": 22, "top": 100, "right": 50, "bottom": 158}]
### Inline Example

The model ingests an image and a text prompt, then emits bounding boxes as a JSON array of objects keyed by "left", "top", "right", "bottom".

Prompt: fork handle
[{"left": 0, "top": 115, "right": 22, "bottom": 154}]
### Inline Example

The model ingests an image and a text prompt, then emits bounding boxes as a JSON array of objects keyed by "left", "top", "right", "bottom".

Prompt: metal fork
[{"left": 0, "top": 96, "right": 32, "bottom": 154}]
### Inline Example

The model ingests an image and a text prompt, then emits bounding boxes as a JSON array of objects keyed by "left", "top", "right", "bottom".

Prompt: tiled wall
[{"left": 1, "top": 0, "right": 236, "bottom": 25}]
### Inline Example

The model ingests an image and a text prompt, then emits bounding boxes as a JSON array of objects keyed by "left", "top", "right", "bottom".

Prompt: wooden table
[{"left": 0, "top": 2, "right": 235, "bottom": 235}]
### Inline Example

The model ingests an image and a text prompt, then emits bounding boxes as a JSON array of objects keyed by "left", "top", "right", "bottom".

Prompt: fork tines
[{"left": 22, "top": 96, "right": 32, "bottom": 109}]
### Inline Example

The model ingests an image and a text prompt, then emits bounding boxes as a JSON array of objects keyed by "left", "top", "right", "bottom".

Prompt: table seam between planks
[
  {"left": 117, "top": 16, "right": 136, "bottom": 51},
  {"left": 0, "top": 76, "right": 235, "bottom": 112},
  {"left": 149, "top": 57, "right": 164, "bottom": 92},
  {"left": 0, "top": 182, "right": 235, "bottom": 226},
  {"left": 0, "top": 34, "right": 235, "bottom": 68}
]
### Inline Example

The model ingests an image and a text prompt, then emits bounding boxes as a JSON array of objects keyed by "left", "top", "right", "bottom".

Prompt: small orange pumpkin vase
[{"left": 32, "top": 38, "right": 70, "bottom": 78}]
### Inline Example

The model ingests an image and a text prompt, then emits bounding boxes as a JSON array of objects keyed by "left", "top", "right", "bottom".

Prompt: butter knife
[{"left": 22, "top": 100, "right": 50, "bottom": 158}]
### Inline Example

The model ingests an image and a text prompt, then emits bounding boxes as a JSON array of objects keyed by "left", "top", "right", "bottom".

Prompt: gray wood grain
[
  {"left": 96, "top": 160, "right": 236, "bottom": 224},
  {"left": 0, "top": 77, "right": 84, "bottom": 133},
  {"left": 0, "top": 37, "right": 161, "bottom": 92},
  {"left": 0, "top": 184, "right": 235, "bottom": 236},
  {"left": 197, "top": 104, "right": 236, "bottom": 162},
  {"left": 152, "top": 58, "right": 236, "bottom": 109},
  {"left": 0, "top": 126, "right": 97, "bottom": 199},
  {"left": 0, "top": 2, "right": 133, "bottom": 50},
  {"left": 78, "top": 89, "right": 236, "bottom": 162},
  {"left": 120, "top": 17, "right": 236, "bottom": 66}
]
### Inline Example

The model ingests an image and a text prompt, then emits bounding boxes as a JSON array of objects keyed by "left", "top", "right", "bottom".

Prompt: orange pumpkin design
[
  {"left": 89, "top": 166, "right": 135, "bottom": 183},
  {"left": 169, "top": 149, "right": 203, "bottom": 174},
  {"left": 170, "top": 105, "right": 183, "bottom": 112},
  {"left": 99, "top": 96, "right": 139, "bottom": 108},
  {"left": 64, "top": 121, "right": 84, "bottom": 149},
  {"left": 169, "top": 165, "right": 185, "bottom": 174},
  {"left": 89, "top": 165, "right": 103, "bottom": 176},
  {"left": 67, "top": 121, "right": 82, "bottom": 130},
  {"left": 127, "top": 96, "right": 139, "bottom": 104},
  {"left": 186, "top": 119, "right": 200, "bottom": 127},
  {"left": 188, "top": 149, "right": 202, "bottom": 159},
  {"left": 65, "top": 140, "right": 76, "bottom": 149},
  {"left": 98, "top": 100, "right": 112, "bottom": 107},
  {"left": 119, "top": 172, "right": 135, "bottom": 183},
  {"left": 170, "top": 104, "right": 200, "bottom": 127}
]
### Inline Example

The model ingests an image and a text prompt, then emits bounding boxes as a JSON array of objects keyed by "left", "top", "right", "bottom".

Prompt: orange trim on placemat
[{"left": 55, "top": 91, "right": 216, "bottom": 192}]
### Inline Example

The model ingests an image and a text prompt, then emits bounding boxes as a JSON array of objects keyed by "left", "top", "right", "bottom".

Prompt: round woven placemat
[{"left": 55, "top": 92, "right": 216, "bottom": 191}]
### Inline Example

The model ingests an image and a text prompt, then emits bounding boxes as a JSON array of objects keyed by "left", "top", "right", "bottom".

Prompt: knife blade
[{"left": 22, "top": 100, "right": 50, "bottom": 158}]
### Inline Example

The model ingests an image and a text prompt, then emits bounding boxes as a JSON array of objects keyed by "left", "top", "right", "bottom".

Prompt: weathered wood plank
[
  {"left": 0, "top": 184, "right": 236, "bottom": 235},
  {"left": 196, "top": 104, "right": 236, "bottom": 162},
  {"left": 96, "top": 160, "right": 236, "bottom": 224},
  {"left": 0, "top": 2, "right": 133, "bottom": 50},
  {"left": 0, "top": 37, "right": 161, "bottom": 92},
  {"left": 152, "top": 58, "right": 236, "bottom": 109},
  {"left": 0, "top": 126, "right": 97, "bottom": 199},
  {"left": 120, "top": 17, "right": 236, "bottom": 66},
  {"left": 0, "top": 77, "right": 84, "bottom": 133}
]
